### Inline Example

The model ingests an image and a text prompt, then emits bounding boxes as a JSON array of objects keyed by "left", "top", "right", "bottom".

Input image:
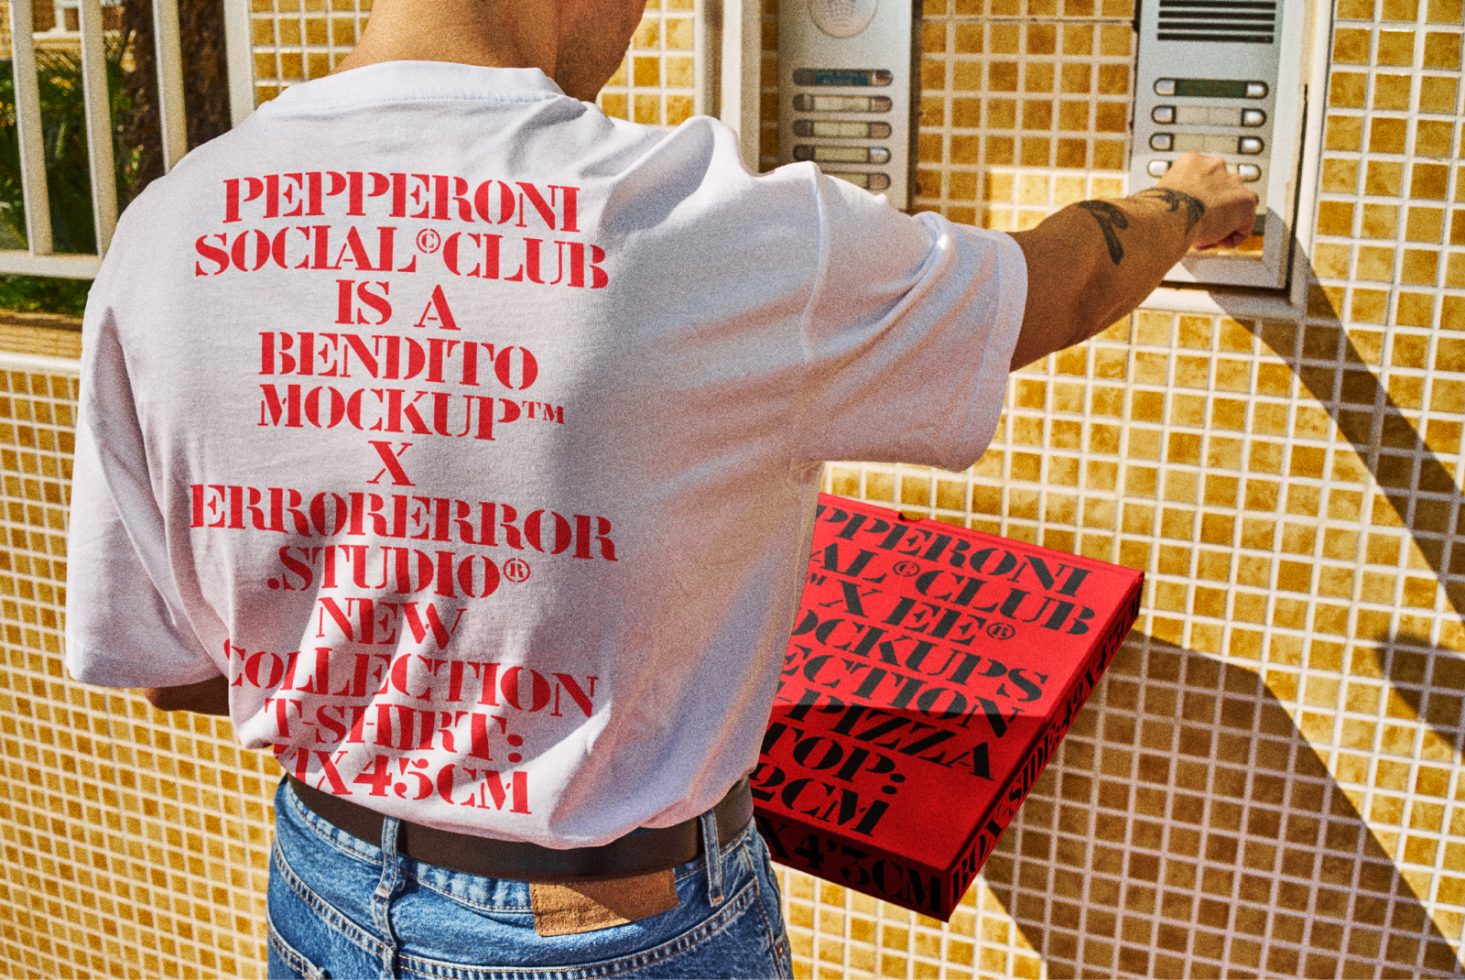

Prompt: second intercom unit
[
  {"left": 1130, "top": 0, "right": 1309, "bottom": 289},
  {"left": 778, "top": 0, "right": 919, "bottom": 211}
]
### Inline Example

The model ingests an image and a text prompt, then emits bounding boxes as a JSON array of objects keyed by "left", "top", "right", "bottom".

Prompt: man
[{"left": 64, "top": 0, "right": 1256, "bottom": 976}]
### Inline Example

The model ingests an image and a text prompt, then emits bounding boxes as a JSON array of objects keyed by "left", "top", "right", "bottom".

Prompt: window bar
[
  {"left": 77, "top": 0, "right": 118, "bottom": 255},
  {"left": 717, "top": 0, "right": 761, "bottom": 171},
  {"left": 693, "top": 0, "right": 708, "bottom": 118},
  {"left": 152, "top": 0, "right": 188, "bottom": 172},
  {"left": 223, "top": 0, "right": 256, "bottom": 127},
  {"left": 8, "top": 0, "right": 54, "bottom": 256}
]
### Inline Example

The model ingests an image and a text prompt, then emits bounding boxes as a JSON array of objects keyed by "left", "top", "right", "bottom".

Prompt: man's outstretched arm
[{"left": 1006, "top": 152, "right": 1258, "bottom": 372}]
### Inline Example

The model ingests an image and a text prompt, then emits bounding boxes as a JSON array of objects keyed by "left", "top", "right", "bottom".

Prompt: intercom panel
[
  {"left": 778, "top": 0, "right": 918, "bottom": 211},
  {"left": 1130, "top": 0, "right": 1308, "bottom": 289}
]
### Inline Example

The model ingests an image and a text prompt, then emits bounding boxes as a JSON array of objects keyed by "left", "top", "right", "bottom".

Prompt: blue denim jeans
[{"left": 265, "top": 773, "right": 794, "bottom": 979}]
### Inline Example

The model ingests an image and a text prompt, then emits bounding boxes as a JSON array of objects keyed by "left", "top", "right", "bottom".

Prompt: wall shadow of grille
[
  {"left": 981, "top": 633, "right": 1463, "bottom": 978},
  {"left": 1369, "top": 631, "right": 1465, "bottom": 760},
  {"left": 1237, "top": 285, "right": 1464, "bottom": 626},
  {"left": 1228, "top": 240, "right": 1465, "bottom": 794}
]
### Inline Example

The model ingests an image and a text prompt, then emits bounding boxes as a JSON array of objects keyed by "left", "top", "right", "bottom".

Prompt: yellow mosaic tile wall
[
  {"left": 771, "top": 0, "right": 1465, "bottom": 976},
  {"left": 1, "top": 0, "right": 1462, "bottom": 976}
]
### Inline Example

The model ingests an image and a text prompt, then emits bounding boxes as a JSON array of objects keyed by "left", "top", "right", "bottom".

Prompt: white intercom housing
[
  {"left": 777, "top": 0, "right": 919, "bottom": 211},
  {"left": 1130, "top": 0, "right": 1310, "bottom": 290}
]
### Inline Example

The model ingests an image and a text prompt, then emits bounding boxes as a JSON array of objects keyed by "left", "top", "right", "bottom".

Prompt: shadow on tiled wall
[
  {"left": 1228, "top": 249, "right": 1465, "bottom": 781},
  {"left": 983, "top": 633, "right": 1462, "bottom": 978},
  {"left": 1227, "top": 260, "right": 1464, "bottom": 625},
  {"left": 1370, "top": 631, "right": 1465, "bottom": 760}
]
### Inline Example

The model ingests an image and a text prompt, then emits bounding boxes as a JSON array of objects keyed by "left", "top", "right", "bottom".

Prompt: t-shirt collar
[{"left": 264, "top": 59, "right": 568, "bottom": 109}]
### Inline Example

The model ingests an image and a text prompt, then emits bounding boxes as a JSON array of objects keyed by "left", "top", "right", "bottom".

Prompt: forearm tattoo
[
  {"left": 1077, "top": 200, "right": 1129, "bottom": 265},
  {"left": 1136, "top": 187, "right": 1206, "bottom": 234}
]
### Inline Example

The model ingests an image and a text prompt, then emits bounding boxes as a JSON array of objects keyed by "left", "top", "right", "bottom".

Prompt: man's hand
[
  {"left": 1007, "top": 152, "right": 1258, "bottom": 371},
  {"left": 1154, "top": 151, "right": 1260, "bottom": 251},
  {"left": 142, "top": 674, "right": 231, "bottom": 716}
]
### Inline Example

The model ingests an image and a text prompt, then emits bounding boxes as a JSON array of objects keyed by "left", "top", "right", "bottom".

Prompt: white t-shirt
[{"left": 64, "top": 60, "right": 1027, "bottom": 847}]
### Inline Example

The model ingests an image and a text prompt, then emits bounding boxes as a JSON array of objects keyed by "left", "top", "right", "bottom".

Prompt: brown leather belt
[{"left": 284, "top": 773, "right": 754, "bottom": 882}]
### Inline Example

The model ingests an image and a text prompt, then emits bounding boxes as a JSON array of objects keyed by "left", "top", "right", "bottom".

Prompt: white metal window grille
[{"left": 0, "top": 0, "right": 254, "bottom": 278}]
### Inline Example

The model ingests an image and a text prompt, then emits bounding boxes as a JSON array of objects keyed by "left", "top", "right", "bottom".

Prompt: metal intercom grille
[
  {"left": 1156, "top": 0, "right": 1278, "bottom": 44},
  {"left": 1132, "top": 0, "right": 1302, "bottom": 288}
]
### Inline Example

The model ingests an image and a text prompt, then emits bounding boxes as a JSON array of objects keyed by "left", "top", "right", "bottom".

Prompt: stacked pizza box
[{"left": 754, "top": 494, "right": 1144, "bottom": 920}]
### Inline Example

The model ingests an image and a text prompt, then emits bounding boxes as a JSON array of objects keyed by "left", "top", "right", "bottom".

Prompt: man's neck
[{"left": 329, "top": 0, "right": 557, "bottom": 79}]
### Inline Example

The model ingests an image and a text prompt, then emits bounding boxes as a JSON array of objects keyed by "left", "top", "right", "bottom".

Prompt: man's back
[{"left": 65, "top": 59, "right": 1027, "bottom": 847}]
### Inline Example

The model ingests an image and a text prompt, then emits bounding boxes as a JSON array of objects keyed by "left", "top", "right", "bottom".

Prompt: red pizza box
[{"left": 752, "top": 494, "right": 1143, "bottom": 920}]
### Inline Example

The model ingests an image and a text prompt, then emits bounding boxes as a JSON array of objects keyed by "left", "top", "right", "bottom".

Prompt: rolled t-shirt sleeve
[
  {"left": 796, "top": 169, "right": 1028, "bottom": 472},
  {"left": 64, "top": 297, "right": 219, "bottom": 689}
]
